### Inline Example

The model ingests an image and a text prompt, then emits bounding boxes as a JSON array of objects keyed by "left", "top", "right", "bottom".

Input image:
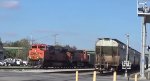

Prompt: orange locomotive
[
  {"left": 28, "top": 44, "right": 90, "bottom": 68},
  {"left": 28, "top": 44, "right": 45, "bottom": 61},
  {"left": 28, "top": 44, "right": 49, "bottom": 67}
]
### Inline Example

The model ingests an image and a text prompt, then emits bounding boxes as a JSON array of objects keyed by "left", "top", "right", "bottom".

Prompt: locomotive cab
[
  {"left": 28, "top": 44, "right": 46, "bottom": 60},
  {"left": 28, "top": 44, "right": 47, "bottom": 67}
]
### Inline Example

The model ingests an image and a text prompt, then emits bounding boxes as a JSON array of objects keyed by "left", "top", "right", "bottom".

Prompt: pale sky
[{"left": 0, "top": 0, "right": 148, "bottom": 51}]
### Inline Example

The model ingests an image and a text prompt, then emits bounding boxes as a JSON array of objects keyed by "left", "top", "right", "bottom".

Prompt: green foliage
[
  {"left": 4, "top": 49, "right": 17, "bottom": 58},
  {"left": 3, "top": 38, "right": 31, "bottom": 60},
  {"left": 0, "top": 38, "right": 2, "bottom": 46}
]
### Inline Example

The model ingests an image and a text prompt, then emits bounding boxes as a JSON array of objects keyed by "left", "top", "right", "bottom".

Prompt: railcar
[
  {"left": 28, "top": 44, "right": 94, "bottom": 68},
  {"left": 72, "top": 50, "right": 89, "bottom": 67},
  {"left": 87, "top": 50, "right": 95, "bottom": 67},
  {"left": 28, "top": 44, "right": 74, "bottom": 68},
  {"left": 45, "top": 45, "right": 74, "bottom": 67},
  {"left": 95, "top": 38, "right": 141, "bottom": 73}
]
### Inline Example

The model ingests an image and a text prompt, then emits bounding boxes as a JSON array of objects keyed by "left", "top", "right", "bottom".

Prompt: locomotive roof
[{"left": 32, "top": 44, "right": 47, "bottom": 46}]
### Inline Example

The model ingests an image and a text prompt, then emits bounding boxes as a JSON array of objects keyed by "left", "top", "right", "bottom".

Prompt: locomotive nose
[
  {"left": 29, "top": 52, "right": 39, "bottom": 60},
  {"left": 29, "top": 50, "right": 43, "bottom": 60}
]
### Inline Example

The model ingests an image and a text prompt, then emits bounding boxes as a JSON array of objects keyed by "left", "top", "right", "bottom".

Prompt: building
[{"left": 0, "top": 38, "right": 4, "bottom": 60}]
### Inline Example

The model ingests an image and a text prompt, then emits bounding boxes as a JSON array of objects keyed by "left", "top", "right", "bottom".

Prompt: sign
[{"left": 122, "top": 61, "right": 131, "bottom": 69}]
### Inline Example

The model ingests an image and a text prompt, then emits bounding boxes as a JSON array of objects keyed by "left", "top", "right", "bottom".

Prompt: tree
[{"left": 3, "top": 38, "right": 31, "bottom": 60}]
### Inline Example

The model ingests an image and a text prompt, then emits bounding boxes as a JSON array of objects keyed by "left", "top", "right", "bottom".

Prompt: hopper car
[{"left": 95, "top": 38, "right": 148, "bottom": 73}]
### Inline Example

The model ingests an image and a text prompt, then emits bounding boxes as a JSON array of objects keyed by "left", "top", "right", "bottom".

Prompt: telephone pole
[
  {"left": 125, "top": 34, "right": 129, "bottom": 77},
  {"left": 53, "top": 34, "right": 59, "bottom": 45},
  {"left": 137, "top": 0, "right": 150, "bottom": 79}
]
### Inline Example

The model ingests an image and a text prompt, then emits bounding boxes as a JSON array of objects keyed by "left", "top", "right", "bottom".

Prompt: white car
[
  {"left": 0, "top": 61, "right": 6, "bottom": 66},
  {"left": 13, "top": 59, "right": 23, "bottom": 66},
  {"left": 22, "top": 61, "right": 28, "bottom": 66}
]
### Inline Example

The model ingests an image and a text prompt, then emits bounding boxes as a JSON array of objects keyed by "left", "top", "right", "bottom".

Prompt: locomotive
[
  {"left": 28, "top": 44, "right": 92, "bottom": 68},
  {"left": 95, "top": 38, "right": 148, "bottom": 73}
]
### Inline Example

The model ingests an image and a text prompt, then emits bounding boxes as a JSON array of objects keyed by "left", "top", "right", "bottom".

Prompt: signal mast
[{"left": 137, "top": 0, "right": 150, "bottom": 79}]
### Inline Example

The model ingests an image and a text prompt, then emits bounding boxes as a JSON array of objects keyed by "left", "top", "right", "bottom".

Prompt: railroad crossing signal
[
  {"left": 122, "top": 61, "right": 131, "bottom": 69},
  {"left": 137, "top": 0, "right": 150, "bottom": 78}
]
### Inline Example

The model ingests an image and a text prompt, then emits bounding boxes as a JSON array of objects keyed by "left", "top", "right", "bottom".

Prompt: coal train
[
  {"left": 28, "top": 44, "right": 94, "bottom": 68},
  {"left": 95, "top": 38, "right": 148, "bottom": 73}
]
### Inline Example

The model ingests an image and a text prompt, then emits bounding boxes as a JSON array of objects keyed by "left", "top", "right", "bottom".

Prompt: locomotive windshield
[
  {"left": 32, "top": 46, "right": 37, "bottom": 48},
  {"left": 96, "top": 46, "right": 117, "bottom": 55},
  {"left": 39, "top": 46, "right": 46, "bottom": 50},
  {"left": 75, "top": 50, "right": 83, "bottom": 53}
]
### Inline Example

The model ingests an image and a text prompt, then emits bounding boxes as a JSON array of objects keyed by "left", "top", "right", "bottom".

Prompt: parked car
[
  {"left": 4, "top": 58, "right": 23, "bottom": 66},
  {"left": 4, "top": 58, "right": 13, "bottom": 66},
  {"left": 22, "top": 61, "right": 28, "bottom": 66},
  {"left": 0, "top": 60, "right": 5, "bottom": 66}
]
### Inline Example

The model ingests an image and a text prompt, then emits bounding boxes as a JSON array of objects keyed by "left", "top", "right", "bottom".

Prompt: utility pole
[
  {"left": 125, "top": 34, "right": 129, "bottom": 77},
  {"left": 30, "top": 35, "right": 33, "bottom": 45},
  {"left": 141, "top": 17, "right": 146, "bottom": 78},
  {"left": 137, "top": 0, "right": 150, "bottom": 79},
  {"left": 53, "top": 34, "right": 59, "bottom": 45}
]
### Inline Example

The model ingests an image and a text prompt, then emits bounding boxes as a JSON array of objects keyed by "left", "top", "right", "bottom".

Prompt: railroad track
[
  {"left": 0, "top": 66, "right": 95, "bottom": 73},
  {"left": 0, "top": 66, "right": 34, "bottom": 69},
  {"left": 0, "top": 66, "right": 93, "bottom": 69}
]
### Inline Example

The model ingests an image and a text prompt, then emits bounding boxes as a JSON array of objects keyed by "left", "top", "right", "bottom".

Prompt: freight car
[
  {"left": 95, "top": 38, "right": 145, "bottom": 73},
  {"left": 87, "top": 50, "right": 95, "bottom": 67},
  {"left": 72, "top": 50, "right": 89, "bottom": 67},
  {"left": 28, "top": 44, "right": 93, "bottom": 68}
]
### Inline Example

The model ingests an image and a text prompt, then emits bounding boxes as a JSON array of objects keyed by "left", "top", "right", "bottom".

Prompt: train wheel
[
  {"left": 37, "top": 59, "right": 44, "bottom": 68},
  {"left": 99, "top": 70, "right": 103, "bottom": 74}
]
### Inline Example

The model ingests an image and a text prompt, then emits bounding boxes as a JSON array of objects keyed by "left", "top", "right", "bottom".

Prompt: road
[
  {"left": 0, "top": 71, "right": 137, "bottom": 81},
  {"left": 0, "top": 70, "right": 149, "bottom": 81}
]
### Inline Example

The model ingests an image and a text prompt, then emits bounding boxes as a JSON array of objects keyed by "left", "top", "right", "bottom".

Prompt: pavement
[{"left": 129, "top": 68, "right": 150, "bottom": 80}]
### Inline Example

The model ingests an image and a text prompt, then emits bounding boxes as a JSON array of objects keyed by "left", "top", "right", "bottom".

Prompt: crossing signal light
[{"left": 147, "top": 46, "right": 150, "bottom": 51}]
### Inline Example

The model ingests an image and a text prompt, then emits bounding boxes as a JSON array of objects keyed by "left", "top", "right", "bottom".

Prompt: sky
[{"left": 0, "top": 0, "right": 148, "bottom": 51}]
